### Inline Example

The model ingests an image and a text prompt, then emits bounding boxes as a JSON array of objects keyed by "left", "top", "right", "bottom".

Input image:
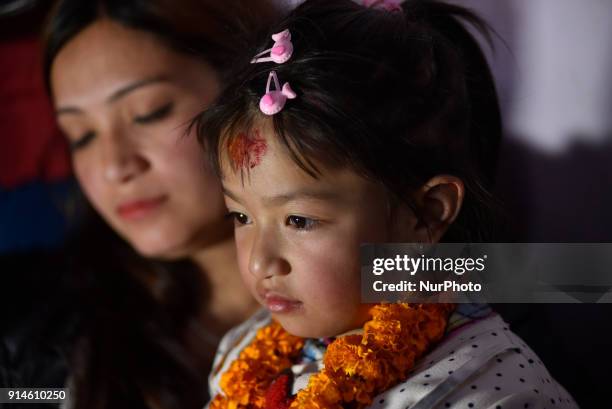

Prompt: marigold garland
[{"left": 210, "top": 303, "right": 455, "bottom": 409}]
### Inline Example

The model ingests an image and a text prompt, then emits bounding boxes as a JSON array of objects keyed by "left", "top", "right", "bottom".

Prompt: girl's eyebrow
[
  {"left": 222, "top": 187, "right": 243, "bottom": 204},
  {"left": 262, "top": 189, "right": 343, "bottom": 205},
  {"left": 223, "top": 186, "right": 343, "bottom": 206}
]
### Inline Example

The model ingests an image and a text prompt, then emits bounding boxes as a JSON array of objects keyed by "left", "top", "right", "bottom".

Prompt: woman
[{"left": 43, "top": 0, "right": 281, "bottom": 408}]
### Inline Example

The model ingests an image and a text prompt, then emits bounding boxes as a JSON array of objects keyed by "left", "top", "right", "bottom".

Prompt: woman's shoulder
[{"left": 370, "top": 311, "right": 580, "bottom": 409}]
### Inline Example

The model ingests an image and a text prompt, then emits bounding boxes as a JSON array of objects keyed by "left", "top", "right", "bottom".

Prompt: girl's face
[
  {"left": 51, "top": 20, "right": 229, "bottom": 258},
  {"left": 221, "top": 125, "right": 409, "bottom": 338}
]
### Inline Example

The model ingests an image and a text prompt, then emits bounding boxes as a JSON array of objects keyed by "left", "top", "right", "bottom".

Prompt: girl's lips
[
  {"left": 116, "top": 195, "right": 168, "bottom": 220},
  {"left": 263, "top": 293, "right": 303, "bottom": 314}
]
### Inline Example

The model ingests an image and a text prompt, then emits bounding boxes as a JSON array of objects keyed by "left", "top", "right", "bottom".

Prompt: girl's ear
[{"left": 394, "top": 175, "right": 465, "bottom": 243}]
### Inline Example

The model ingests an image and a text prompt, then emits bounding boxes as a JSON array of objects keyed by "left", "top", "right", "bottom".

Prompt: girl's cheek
[{"left": 235, "top": 232, "right": 254, "bottom": 280}]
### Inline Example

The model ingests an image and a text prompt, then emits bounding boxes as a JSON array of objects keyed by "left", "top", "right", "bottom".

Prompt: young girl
[{"left": 196, "top": 0, "right": 579, "bottom": 408}]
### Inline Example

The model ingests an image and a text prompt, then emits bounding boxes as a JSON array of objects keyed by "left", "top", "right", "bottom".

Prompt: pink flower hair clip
[
  {"left": 362, "top": 0, "right": 403, "bottom": 12},
  {"left": 258, "top": 71, "right": 296, "bottom": 116},
  {"left": 251, "top": 29, "right": 293, "bottom": 64},
  {"left": 251, "top": 29, "right": 297, "bottom": 115}
]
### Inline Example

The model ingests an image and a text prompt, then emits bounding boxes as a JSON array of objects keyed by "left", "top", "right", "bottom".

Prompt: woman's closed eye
[
  {"left": 133, "top": 102, "right": 174, "bottom": 124},
  {"left": 226, "top": 211, "right": 251, "bottom": 226},
  {"left": 69, "top": 130, "right": 96, "bottom": 151},
  {"left": 286, "top": 215, "right": 319, "bottom": 230}
]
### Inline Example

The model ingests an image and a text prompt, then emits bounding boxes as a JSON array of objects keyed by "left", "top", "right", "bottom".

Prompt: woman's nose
[
  {"left": 248, "top": 229, "right": 291, "bottom": 280},
  {"left": 100, "top": 132, "right": 149, "bottom": 183}
]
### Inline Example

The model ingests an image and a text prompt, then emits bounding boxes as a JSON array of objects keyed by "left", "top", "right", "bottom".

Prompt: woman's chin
[{"left": 128, "top": 234, "right": 191, "bottom": 260}]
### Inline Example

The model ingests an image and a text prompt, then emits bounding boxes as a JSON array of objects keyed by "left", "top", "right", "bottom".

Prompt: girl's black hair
[
  {"left": 42, "top": 0, "right": 280, "bottom": 408},
  {"left": 197, "top": 0, "right": 504, "bottom": 243}
]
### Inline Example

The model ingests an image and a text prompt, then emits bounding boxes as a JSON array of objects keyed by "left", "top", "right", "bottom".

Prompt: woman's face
[{"left": 51, "top": 19, "right": 229, "bottom": 258}]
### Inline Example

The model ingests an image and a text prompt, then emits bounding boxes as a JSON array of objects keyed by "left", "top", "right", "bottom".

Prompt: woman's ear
[{"left": 394, "top": 175, "right": 465, "bottom": 243}]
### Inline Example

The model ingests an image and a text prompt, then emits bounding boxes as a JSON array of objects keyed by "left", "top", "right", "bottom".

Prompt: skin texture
[
  {"left": 221, "top": 122, "right": 465, "bottom": 338},
  {"left": 51, "top": 19, "right": 230, "bottom": 258}
]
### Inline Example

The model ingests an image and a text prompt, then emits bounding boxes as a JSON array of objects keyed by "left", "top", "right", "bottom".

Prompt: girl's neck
[{"left": 190, "top": 238, "right": 260, "bottom": 335}]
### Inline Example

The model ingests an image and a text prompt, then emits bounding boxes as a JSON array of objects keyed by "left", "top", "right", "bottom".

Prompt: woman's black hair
[
  {"left": 42, "top": 0, "right": 280, "bottom": 408},
  {"left": 197, "top": 0, "right": 504, "bottom": 243},
  {"left": 43, "top": 0, "right": 279, "bottom": 91},
  {"left": 65, "top": 204, "right": 207, "bottom": 409}
]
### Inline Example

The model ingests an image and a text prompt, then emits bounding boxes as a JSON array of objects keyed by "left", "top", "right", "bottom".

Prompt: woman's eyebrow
[
  {"left": 55, "top": 76, "right": 170, "bottom": 116},
  {"left": 55, "top": 106, "right": 83, "bottom": 116},
  {"left": 106, "top": 76, "right": 170, "bottom": 103}
]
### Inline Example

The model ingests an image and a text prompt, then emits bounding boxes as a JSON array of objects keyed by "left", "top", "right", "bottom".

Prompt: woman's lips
[
  {"left": 116, "top": 195, "right": 168, "bottom": 220},
  {"left": 262, "top": 292, "right": 303, "bottom": 314}
]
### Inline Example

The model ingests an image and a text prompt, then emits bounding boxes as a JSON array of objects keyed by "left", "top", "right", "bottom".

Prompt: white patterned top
[{"left": 207, "top": 305, "right": 579, "bottom": 409}]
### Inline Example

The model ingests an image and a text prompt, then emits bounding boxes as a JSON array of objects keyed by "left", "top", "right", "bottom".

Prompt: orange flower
[{"left": 212, "top": 303, "right": 455, "bottom": 409}]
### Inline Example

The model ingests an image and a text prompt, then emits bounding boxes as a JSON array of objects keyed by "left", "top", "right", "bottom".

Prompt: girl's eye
[
  {"left": 134, "top": 102, "right": 174, "bottom": 124},
  {"left": 69, "top": 131, "right": 96, "bottom": 151},
  {"left": 286, "top": 215, "right": 318, "bottom": 230},
  {"left": 226, "top": 211, "right": 251, "bottom": 226}
]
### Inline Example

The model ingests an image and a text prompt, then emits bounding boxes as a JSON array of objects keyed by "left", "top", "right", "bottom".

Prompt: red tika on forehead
[{"left": 227, "top": 130, "right": 268, "bottom": 171}]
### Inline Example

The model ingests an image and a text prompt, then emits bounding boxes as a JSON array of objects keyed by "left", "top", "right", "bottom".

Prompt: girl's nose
[{"left": 248, "top": 229, "right": 291, "bottom": 280}]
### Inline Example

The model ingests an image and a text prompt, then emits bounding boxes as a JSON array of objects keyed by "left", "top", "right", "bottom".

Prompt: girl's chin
[
  {"left": 276, "top": 313, "right": 372, "bottom": 339},
  {"left": 274, "top": 317, "right": 340, "bottom": 339}
]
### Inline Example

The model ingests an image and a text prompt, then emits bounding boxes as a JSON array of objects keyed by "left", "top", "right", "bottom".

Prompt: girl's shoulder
[
  {"left": 208, "top": 308, "right": 272, "bottom": 398},
  {"left": 370, "top": 311, "right": 580, "bottom": 409},
  {"left": 207, "top": 305, "right": 580, "bottom": 409}
]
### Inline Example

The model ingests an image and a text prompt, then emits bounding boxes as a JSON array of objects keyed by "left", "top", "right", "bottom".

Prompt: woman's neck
[{"left": 190, "top": 238, "right": 260, "bottom": 335}]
